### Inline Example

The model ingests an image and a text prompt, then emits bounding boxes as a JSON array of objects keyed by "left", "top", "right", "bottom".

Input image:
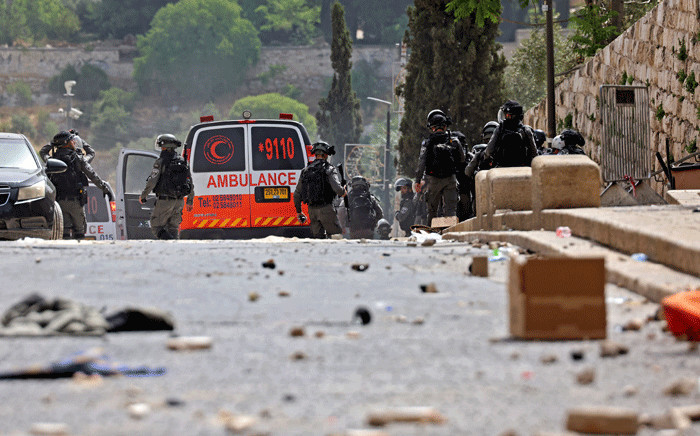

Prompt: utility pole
[
  {"left": 544, "top": 0, "right": 556, "bottom": 139},
  {"left": 367, "top": 97, "right": 393, "bottom": 220}
]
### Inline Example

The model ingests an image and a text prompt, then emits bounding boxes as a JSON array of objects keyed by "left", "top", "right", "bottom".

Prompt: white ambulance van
[{"left": 114, "top": 114, "right": 314, "bottom": 239}]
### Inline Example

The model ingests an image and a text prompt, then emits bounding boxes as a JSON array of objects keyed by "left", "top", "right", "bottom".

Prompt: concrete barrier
[
  {"left": 532, "top": 155, "right": 601, "bottom": 228},
  {"left": 474, "top": 170, "right": 489, "bottom": 229}
]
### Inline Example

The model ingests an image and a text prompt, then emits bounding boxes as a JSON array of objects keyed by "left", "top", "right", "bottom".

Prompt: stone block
[
  {"left": 474, "top": 170, "right": 490, "bottom": 228},
  {"left": 487, "top": 167, "right": 532, "bottom": 215},
  {"left": 532, "top": 156, "right": 601, "bottom": 222}
]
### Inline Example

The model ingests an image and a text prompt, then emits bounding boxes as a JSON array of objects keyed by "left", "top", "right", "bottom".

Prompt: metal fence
[{"left": 599, "top": 85, "right": 652, "bottom": 182}]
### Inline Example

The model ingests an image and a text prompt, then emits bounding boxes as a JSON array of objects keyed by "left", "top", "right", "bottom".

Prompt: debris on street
[
  {"left": 166, "top": 336, "right": 213, "bottom": 351},
  {"left": 565, "top": 406, "right": 639, "bottom": 434},
  {"left": 366, "top": 406, "right": 447, "bottom": 427}
]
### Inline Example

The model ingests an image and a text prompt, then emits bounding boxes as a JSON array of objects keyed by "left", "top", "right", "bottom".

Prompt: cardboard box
[{"left": 509, "top": 256, "right": 607, "bottom": 340}]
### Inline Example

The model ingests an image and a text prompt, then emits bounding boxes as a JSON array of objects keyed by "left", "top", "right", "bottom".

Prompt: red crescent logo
[{"left": 203, "top": 135, "right": 234, "bottom": 165}]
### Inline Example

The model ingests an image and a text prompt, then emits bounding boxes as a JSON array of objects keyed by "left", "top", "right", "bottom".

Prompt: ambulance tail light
[
  {"left": 200, "top": 115, "right": 214, "bottom": 123},
  {"left": 110, "top": 201, "right": 116, "bottom": 222},
  {"left": 279, "top": 113, "right": 293, "bottom": 120}
]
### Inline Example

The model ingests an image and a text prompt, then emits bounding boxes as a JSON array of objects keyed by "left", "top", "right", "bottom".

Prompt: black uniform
[
  {"left": 347, "top": 180, "right": 383, "bottom": 239},
  {"left": 50, "top": 146, "right": 112, "bottom": 239},
  {"left": 483, "top": 122, "right": 538, "bottom": 168},
  {"left": 293, "top": 159, "right": 345, "bottom": 238},
  {"left": 40, "top": 135, "right": 95, "bottom": 164}
]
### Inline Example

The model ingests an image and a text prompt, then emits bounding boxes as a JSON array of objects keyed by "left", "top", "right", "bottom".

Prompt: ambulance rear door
[
  {"left": 247, "top": 123, "right": 308, "bottom": 230},
  {"left": 180, "top": 124, "right": 251, "bottom": 237},
  {"left": 115, "top": 148, "right": 159, "bottom": 240}
]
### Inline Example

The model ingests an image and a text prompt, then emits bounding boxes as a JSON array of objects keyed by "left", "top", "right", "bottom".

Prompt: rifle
[{"left": 337, "top": 163, "right": 350, "bottom": 223}]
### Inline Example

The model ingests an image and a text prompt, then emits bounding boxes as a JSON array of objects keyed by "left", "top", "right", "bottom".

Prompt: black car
[{"left": 0, "top": 133, "right": 67, "bottom": 240}]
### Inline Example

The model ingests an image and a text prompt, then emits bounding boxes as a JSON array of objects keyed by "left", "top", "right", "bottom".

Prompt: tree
[
  {"left": 316, "top": 2, "right": 362, "bottom": 155},
  {"left": 133, "top": 0, "right": 261, "bottom": 100},
  {"left": 396, "top": 0, "right": 506, "bottom": 176},
  {"left": 505, "top": 8, "right": 577, "bottom": 110},
  {"left": 446, "top": 0, "right": 532, "bottom": 27},
  {"left": 0, "top": 0, "right": 80, "bottom": 44},
  {"left": 229, "top": 93, "right": 318, "bottom": 138},
  {"left": 90, "top": 88, "right": 136, "bottom": 149},
  {"left": 320, "top": 0, "right": 413, "bottom": 44},
  {"left": 244, "top": 0, "right": 320, "bottom": 45},
  {"left": 80, "top": 0, "right": 177, "bottom": 40}
]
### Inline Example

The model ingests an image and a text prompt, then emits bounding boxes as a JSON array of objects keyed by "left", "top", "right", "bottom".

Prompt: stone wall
[
  {"left": 525, "top": 0, "right": 700, "bottom": 193},
  {"left": 0, "top": 43, "right": 398, "bottom": 109}
]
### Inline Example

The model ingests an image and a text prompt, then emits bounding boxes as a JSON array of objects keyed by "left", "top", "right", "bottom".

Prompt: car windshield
[{"left": 0, "top": 138, "right": 39, "bottom": 170}]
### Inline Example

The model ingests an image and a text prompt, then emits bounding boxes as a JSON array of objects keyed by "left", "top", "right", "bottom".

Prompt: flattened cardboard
[
  {"left": 470, "top": 256, "right": 488, "bottom": 277},
  {"left": 509, "top": 256, "right": 607, "bottom": 340}
]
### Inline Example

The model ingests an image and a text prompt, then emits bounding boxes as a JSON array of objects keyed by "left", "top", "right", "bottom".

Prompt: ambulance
[{"left": 114, "top": 113, "right": 314, "bottom": 239}]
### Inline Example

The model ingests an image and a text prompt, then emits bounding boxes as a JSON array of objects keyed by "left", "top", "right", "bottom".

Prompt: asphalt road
[{"left": 0, "top": 237, "right": 697, "bottom": 436}]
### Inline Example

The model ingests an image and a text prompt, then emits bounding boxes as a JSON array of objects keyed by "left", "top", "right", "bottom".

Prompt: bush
[
  {"left": 48, "top": 64, "right": 111, "bottom": 101},
  {"left": 11, "top": 113, "right": 37, "bottom": 137},
  {"left": 6, "top": 81, "right": 32, "bottom": 106}
]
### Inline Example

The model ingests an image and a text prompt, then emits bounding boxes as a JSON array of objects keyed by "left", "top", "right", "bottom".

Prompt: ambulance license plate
[{"left": 263, "top": 187, "right": 289, "bottom": 200}]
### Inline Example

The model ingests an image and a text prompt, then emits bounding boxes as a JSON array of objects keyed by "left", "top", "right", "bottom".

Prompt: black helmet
[
  {"left": 426, "top": 109, "right": 451, "bottom": 129},
  {"left": 156, "top": 134, "right": 181, "bottom": 148},
  {"left": 394, "top": 177, "right": 412, "bottom": 191},
  {"left": 482, "top": 121, "right": 499, "bottom": 142},
  {"left": 559, "top": 129, "right": 585, "bottom": 147},
  {"left": 350, "top": 175, "right": 370, "bottom": 190},
  {"left": 532, "top": 129, "right": 546, "bottom": 148},
  {"left": 311, "top": 141, "right": 336, "bottom": 156},
  {"left": 51, "top": 131, "right": 75, "bottom": 147},
  {"left": 497, "top": 100, "right": 524, "bottom": 123}
]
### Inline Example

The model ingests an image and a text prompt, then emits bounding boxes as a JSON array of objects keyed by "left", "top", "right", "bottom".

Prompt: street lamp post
[
  {"left": 367, "top": 97, "right": 392, "bottom": 221},
  {"left": 544, "top": 0, "right": 556, "bottom": 139}
]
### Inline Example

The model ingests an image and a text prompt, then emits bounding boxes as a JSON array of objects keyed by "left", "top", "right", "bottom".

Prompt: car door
[{"left": 115, "top": 148, "right": 159, "bottom": 240}]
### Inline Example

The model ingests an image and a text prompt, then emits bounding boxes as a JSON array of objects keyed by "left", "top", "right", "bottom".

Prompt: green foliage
[
  {"left": 678, "top": 70, "right": 687, "bottom": 84},
  {"left": 677, "top": 39, "right": 688, "bottom": 61},
  {"left": 685, "top": 139, "right": 697, "bottom": 154},
  {"left": 318, "top": 0, "right": 413, "bottom": 45},
  {"left": 90, "top": 88, "right": 136, "bottom": 149},
  {"left": 257, "top": 64, "right": 287, "bottom": 85},
  {"left": 563, "top": 113, "right": 573, "bottom": 129},
  {"left": 505, "top": 7, "right": 577, "bottom": 111},
  {"left": 11, "top": 113, "right": 36, "bottom": 137},
  {"left": 627, "top": 75, "right": 634, "bottom": 85},
  {"left": 446, "top": 0, "right": 532, "bottom": 27},
  {"left": 685, "top": 71, "right": 698, "bottom": 94},
  {"left": 37, "top": 110, "right": 58, "bottom": 138},
  {"left": 570, "top": 4, "right": 620, "bottom": 58},
  {"left": 6, "top": 81, "right": 32, "bottom": 106},
  {"left": 282, "top": 84, "right": 302, "bottom": 100},
  {"left": 0, "top": 0, "right": 80, "bottom": 44},
  {"left": 79, "top": 0, "right": 177, "bottom": 40},
  {"left": 397, "top": 0, "right": 505, "bottom": 175},
  {"left": 352, "top": 59, "right": 388, "bottom": 105},
  {"left": 620, "top": 71, "right": 627, "bottom": 85},
  {"left": 134, "top": 0, "right": 261, "bottom": 100},
  {"left": 316, "top": 2, "right": 362, "bottom": 151},
  {"left": 75, "top": 64, "right": 111, "bottom": 101},
  {"left": 229, "top": 93, "right": 317, "bottom": 138},
  {"left": 251, "top": 0, "right": 320, "bottom": 45},
  {"left": 655, "top": 104, "right": 665, "bottom": 121}
]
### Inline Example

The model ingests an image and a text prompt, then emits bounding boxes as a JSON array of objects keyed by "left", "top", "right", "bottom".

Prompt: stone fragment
[
  {"left": 420, "top": 283, "right": 438, "bottom": 293},
  {"left": 290, "top": 351, "right": 306, "bottom": 361},
  {"left": 166, "top": 336, "right": 213, "bottom": 351},
  {"left": 674, "top": 404, "right": 700, "bottom": 421},
  {"left": 412, "top": 317, "right": 425, "bottom": 325},
  {"left": 289, "top": 327, "right": 305, "bottom": 337},
  {"left": 576, "top": 368, "right": 595, "bottom": 385},
  {"left": 622, "top": 318, "right": 644, "bottom": 331},
  {"left": 248, "top": 292, "right": 260, "bottom": 302},
  {"left": 29, "top": 423, "right": 69, "bottom": 435},
  {"left": 565, "top": 406, "right": 639, "bottom": 434},
  {"left": 262, "top": 259, "right": 276, "bottom": 269},
  {"left": 314, "top": 331, "right": 325, "bottom": 338},
  {"left": 221, "top": 412, "right": 257, "bottom": 433},
  {"left": 663, "top": 378, "right": 698, "bottom": 396},
  {"left": 278, "top": 290, "right": 290, "bottom": 297},
  {"left": 366, "top": 407, "right": 447, "bottom": 426},
  {"left": 127, "top": 403, "right": 150, "bottom": 419},
  {"left": 599, "top": 340, "right": 629, "bottom": 357},
  {"left": 346, "top": 331, "right": 360, "bottom": 339},
  {"left": 351, "top": 263, "right": 369, "bottom": 272},
  {"left": 570, "top": 349, "right": 585, "bottom": 361},
  {"left": 540, "top": 354, "right": 558, "bottom": 365},
  {"left": 622, "top": 385, "right": 638, "bottom": 397}
]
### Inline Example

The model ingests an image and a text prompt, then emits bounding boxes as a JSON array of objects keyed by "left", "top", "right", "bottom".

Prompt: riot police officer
[{"left": 139, "top": 134, "right": 194, "bottom": 240}]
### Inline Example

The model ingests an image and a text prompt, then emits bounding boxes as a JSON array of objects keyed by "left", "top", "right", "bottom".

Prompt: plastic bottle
[
  {"left": 630, "top": 253, "right": 648, "bottom": 262},
  {"left": 556, "top": 226, "right": 572, "bottom": 238}
]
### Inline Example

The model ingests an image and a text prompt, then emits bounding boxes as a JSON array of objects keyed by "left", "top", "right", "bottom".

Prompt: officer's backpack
[
  {"left": 492, "top": 125, "right": 531, "bottom": 168},
  {"left": 299, "top": 161, "right": 335, "bottom": 206},
  {"left": 157, "top": 157, "right": 193, "bottom": 198},
  {"left": 427, "top": 138, "right": 459, "bottom": 178},
  {"left": 348, "top": 184, "right": 377, "bottom": 229},
  {"left": 49, "top": 150, "right": 87, "bottom": 200}
]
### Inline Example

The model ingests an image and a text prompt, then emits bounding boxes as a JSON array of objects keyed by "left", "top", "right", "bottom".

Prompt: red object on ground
[{"left": 662, "top": 289, "right": 700, "bottom": 341}]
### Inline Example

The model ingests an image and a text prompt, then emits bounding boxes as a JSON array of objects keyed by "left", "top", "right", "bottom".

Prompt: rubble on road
[{"left": 366, "top": 406, "right": 447, "bottom": 427}]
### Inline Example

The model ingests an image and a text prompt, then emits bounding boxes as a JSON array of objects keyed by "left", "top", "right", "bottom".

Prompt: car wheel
[{"left": 51, "top": 202, "right": 63, "bottom": 240}]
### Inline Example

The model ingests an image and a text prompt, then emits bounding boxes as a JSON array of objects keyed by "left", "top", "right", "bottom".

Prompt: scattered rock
[
  {"left": 289, "top": 327, "right": 305, "bottom": 337},
  {"left": 277, "top": 270, "right": 285, "bottom": 276},
  {"left": 565, "top": 406, "right": 639, "bottom": 434},
  {"left": 343, "top": 429, "right": 391, "bottom": 436},
  {"left": 599, "top": 340, "right": 629, "bottom": 357},
  {"left": 248, "top": 292, "right": 260, "bottom": 302},
  {"left": 394, "top": 315, "right": 408, "bottom": 323},
  {"left": 575, "top": 368, "right": 595, "bottom": 385},
  {"left": 127, "top": 403, "right": 151, "bottom": 420},
  {"left": 35, "top": 258, "right": 41, "bottom": 264},
  {"left": 346, "top": 331, "right": 360, "bottom": 339},
  {"left": 221, "top": 412, "right": 257, "bottom": 433},
  {"left": 420, "top": 283, "right": 438, "bottom": 293},
  {"left": 509, "top": 352, "right": 520, "bottom": 360},
  {"left": 278, "top": 290, "right": 290, "bottom": 297},
  {"left": 497, "top": 430, "right": 519, "bottom": 436},
  {"left": 290, "top": 351, "right": 307, "bottom": 361},
  {"left": 262, "top": 259, "right": 276, "bottom": 269},
  {"left": 674, "top": 404, "right": 700, "bottom": 421},
  {"left": 540, "top": 354, "right": 558, "bottom": 365},
  {"left": 366, "top": 407, "right": 447, "bottom": 427},
  {"left": 351, "top": 263, "right": 369, "bottom": 272},
  {"left": 663, "top": 378, "right": 698, "bottom": 396},
  {"left": 29, "top": 423, "right": 69, "bottom": 436},
  {"left": 314, "top": 331, "right": 325, "bottom": 338},
  {"left": 412, "top": 317, "right": 425, "bottom": 325},
  {"left": 622, "top": 318, "right": 644, "bottom": 331},
  {"left": 165, "top": 398, "right": 185, "bottom": 407},
  {"left": 647, "top": 409, "right": 692, "bottom": 430},
  {"left": 421, "top": 239, "right": 436, "bottom": 247},
  {"left": 166, "top": 336, "right": 213, "bottom": 351},
  {"left": 622, "top": 385, "right": 638, "bottom": 397}
]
